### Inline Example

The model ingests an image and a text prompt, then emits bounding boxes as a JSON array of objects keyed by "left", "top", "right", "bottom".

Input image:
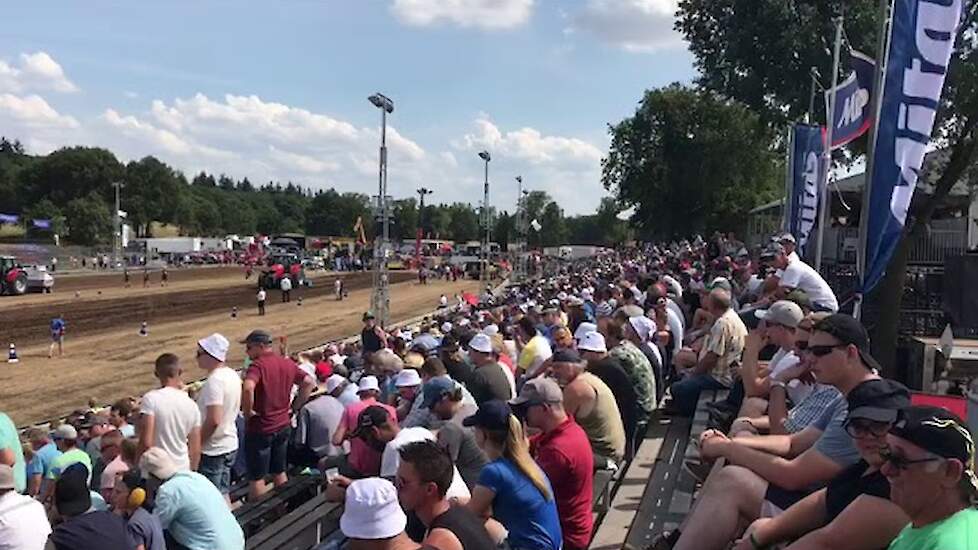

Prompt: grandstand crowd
[{"left": 1, "top": 232, "right": 975, "bottom": 550}]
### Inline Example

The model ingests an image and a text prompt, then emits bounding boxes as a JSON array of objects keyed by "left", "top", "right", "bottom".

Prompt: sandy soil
[{"left": 1, "top": 272, "right": 478, "bottom": 426}]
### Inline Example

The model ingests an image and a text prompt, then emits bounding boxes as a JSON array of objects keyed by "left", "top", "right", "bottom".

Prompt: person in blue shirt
[
  {"left": 140, "top": 447, "right": 244, "bottom": 550},
  {"left": 26, "top": 427, "right": 61, "bottom": 497},
  {"left": 465, "top": 400, "right": 562, "bottom": 550},
  {"left": 0, "top": 412, "right": 25, "bottom": 494},
  {"left": 49, "top": 315, "right": 66, "bottom": 358}
]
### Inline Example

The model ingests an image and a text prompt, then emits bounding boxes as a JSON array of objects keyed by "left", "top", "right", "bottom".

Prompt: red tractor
[
  {"left": 259, "top": 253, "right": 306, "bottom": 290},
  {"left": 0, "top": 256, "right": 28, "bottom": 295}
]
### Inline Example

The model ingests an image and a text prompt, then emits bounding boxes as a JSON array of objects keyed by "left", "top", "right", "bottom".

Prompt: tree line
[{"left": 0, "top": 139, "right": 630, "bottom": 248}]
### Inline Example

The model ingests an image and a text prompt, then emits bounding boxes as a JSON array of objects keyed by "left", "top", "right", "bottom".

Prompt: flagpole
[
  {"left": 783, "top": 124, "right": 794, "bottom": 232},
  {"left": 854, "top": 0, "right": 894, "bottom": 319},
  {"left": 814, "top": 15, "right": 845, "bottom": 273}
]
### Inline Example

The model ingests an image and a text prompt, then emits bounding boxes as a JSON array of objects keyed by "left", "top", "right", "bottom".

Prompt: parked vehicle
[{"left": 0, "top": 256, "right": 27, "bottom": 295}]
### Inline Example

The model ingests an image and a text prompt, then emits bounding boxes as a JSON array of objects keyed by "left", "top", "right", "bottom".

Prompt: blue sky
[{"left": 0, "top": 0, "right": 696, "bottom": 215}]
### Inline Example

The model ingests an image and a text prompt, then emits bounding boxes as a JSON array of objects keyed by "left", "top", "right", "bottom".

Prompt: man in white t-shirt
[
  {"left": 767, "top": 243, "right": 838, "bottom": 312},
  {"left": 139, "top": 353, "right": 202, "bottom": 473},
  {"left": 194, "top": 333, "right": 241, "bottom": 501},
  {"left": 280, "top": 275, "right": 292, "bottom": 303}
]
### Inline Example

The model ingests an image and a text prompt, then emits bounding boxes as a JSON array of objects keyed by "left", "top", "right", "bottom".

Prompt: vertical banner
[
  {"left": 788, "top": 124, "right": 824, "bottom": 256},
  {"left": 825, "top": 50, "right": 877, "bottom": 149},
  {"left": 862, "top": 0, "right": 963, "bottom": 293}
]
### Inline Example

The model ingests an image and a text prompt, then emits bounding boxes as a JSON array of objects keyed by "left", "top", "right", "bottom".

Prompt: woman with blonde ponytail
[{"left": 464, "top": 400, "right": 562, "bottom": 550}]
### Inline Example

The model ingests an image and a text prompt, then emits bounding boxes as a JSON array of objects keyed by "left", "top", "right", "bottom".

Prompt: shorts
[
  {"left": 245, "top": 426, "right": 291, "bottom": 481},
  {"left": 762, "top": 483, "right": 812, "bottom": 517},
  {"left": 198, "top": 450, "right": 237, "bottom": 494}
]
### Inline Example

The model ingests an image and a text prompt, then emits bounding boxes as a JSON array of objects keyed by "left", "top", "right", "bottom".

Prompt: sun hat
[
  {"left": 395, "top": 369, "right": 422, "bottom": 388},
  {"left": 139, "top": 447, "right": 178, "bottom": 481},
  {"left": 357, "top": 375, "right": 380, "bottom": 393},
  {"left": 573, "top": 322, "right": 597, "bottom": 343},
  {"left": 469, "top": 333, "right": 493, "bottom": 354},
  {"left": 340, "top": 478, "right": 407, "bottom": 540},
  {"left": 628, "top": 315, "right": 656, "bottom": 342},
  {"left": 578, "top": 331, "right": 608, "bottom": 353},
  {"left": 197, "top": 333, "right": 229, "bottom": 362},
  {"left": 326, "top": 374, "right": 347, "bottom": 393}
]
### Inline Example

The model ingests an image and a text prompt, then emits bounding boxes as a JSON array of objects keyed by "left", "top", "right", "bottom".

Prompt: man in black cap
[
  {"left": 48, "top": 463, "right": 130, "bottom": 550},
  {"left": 241, "top": 329, "right": 315, "bottom": 500},
  {"left": 884, "top": 406, "right": 978, "bottom": 549},
  {"left": 659, "top": 314, "right": 883, "bottom": 550}
]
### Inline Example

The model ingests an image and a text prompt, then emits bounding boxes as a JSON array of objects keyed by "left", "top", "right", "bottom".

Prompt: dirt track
[{"left": 0, "top": 268, "right": 479, "bottom": 426}]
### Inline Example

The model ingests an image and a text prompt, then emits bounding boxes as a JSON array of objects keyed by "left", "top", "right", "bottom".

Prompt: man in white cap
[
  {"left": 394, "top": 369, "right": 422, "bottom": 422},
  {"left": 627, "top": 315, "right": 663, "bottom": 401},
  {"left": 0, "top": 463, "right": 50, "bottom": 548},
  {"left": 340, "top": 478, "right": 417, "bottom": 550},
  {"left": 294, "top": 374, "right": 348, "bottom": 470},
  {"left": 738, "top": 301, "right": 808, "bottom": 421},
  {"left": 141, "top": 447, "right": 244, "bottom": 550},
  {"left": 578, "top": 331, "right": 640, "bottom": 443},
  {"left": 194, "top": 333, "right": 241, "bottom": 502},
  {"left": 327, "top": 373, "right": 360, "bottom": 407},
  {"left": 332, "top": 376, "right": 399, "bottom": 477},
  {"left": 467, "top": 333, "right": 514, "bottom": 405}
]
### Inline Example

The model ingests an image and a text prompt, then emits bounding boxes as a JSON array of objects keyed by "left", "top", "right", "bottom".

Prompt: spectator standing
[
  {"left": 109, "top": 470, "right": 165, "bottom": 550},
  {"left": 25, "top": 427, "right": 59, "bottom": 497},
  {"left": 467, "top": 334, "right": 514, "bottom": 405},
  {"left": 280, "top": 274, "right": 292, "bottom": 302},
  {"left": 140, "top": 448, "right": 244, "bottom": 550},
  {"left": 361, "top": 312, "right": 387, "bottom": 358},
  {"left": 42, "top": 425, "right": 91, "bottom": 505},
  {"left": 424, "top": 377, "right": 486, "bottom": 488},
  {"left": 513, "top": 378, "right": 594, "bottom": 550},
  {"left": 49, "top": 315, "right": 66, "bottom": 358},
  {"left": 256, "top": 288, "right": 266, "bottom": 316},
  {"left": 332, "top": 376, "right": 398, "bottom": 478},
  {"left": 0, "top": 463, "right": 50, "bottom": 549},
  {"left": 241, "top": 329, "right": 315, "bottom": 500},
  {"left": 194, "top": 333, "right": 241, "bottom": 500},
  {"left": 293, "top": 375, "right": 348, "bottom": 469},
  {"left": 464, "top": 400, "right": 562, "bottom": 550},
  {"left": 884, "top": 406, "right": 978, "bottom": 550},
  {"left": 327, "top": 374, "right": 361, "bottom": 408},
  {"left": 108, "top": 399, "right": 136, "bottom": 438},
  {"left": 138, "top": 353, "right": 202, "bottom": 473},
  {"left": 438, "top": 336, "right": 474, "bottom": 388},
  {"left": 396, "top": 441, "right": 496, "bottom": 550},
  {"left": 548, "top": 349, "right": 626, "bottom": 465},
  {"left": 48, "top": 463, "right": 130, "bottom": 550}
]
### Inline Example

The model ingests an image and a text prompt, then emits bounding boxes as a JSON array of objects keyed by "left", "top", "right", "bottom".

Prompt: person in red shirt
[
  {"left": 241, "top": 329, "right": 315, "bottom": 500},
  {"left": 331, "top": 375, "right": 399, "bottom": 477},
  {"left": 512, "top": 377, "right": 594, "bottom": 550}
]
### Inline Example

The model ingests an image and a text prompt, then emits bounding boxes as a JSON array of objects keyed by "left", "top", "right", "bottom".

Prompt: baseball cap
[
  {"left": 629, "top": 316, "right": 656, "bottom": 342},
  {"left": 197, "top": 333, "right": 229, "bottom": 362},
  {"left": 0, "top": 465, "right": 14, "bottom": 490},
  {"left": 891, "top": 406, "right": 976, "bottom": 466},
  {"left": 776, "top": 232, "right": 797, "bottom": 244},
  {"left": 140, "top": 446, "right": 178, "bottom": 481},
  {"left": 440, "top": 335, "right": 460, "bottom": 352},
  {"left": 357, "top": 375, "right": 380, "bottom": 393},
  {"left": 362, "top": 311, "right": 376, "bottom": 321},
  {"left": 707, "top": 277, "right": 732, "bottom": 292},
  {"left": 240, "top": 329, "right": 273, "bottom": 345},
  {"left": 421, "top": 377, "right": 458, "bottom": 408},
  {"left": 463, "top": 400, "right": 512, "bottom": 431},
  {"left": 53, "top": 424, "right": 78, "bottom": 441},
  {"left": 395, "top": 369, "right": 422, "bottom": 388},
  {"left": 551, "top": 348, "right": 582, "bottom": 363},
  {"left": 760, "top": 242, "right": 785, "bottom": 260},
  {"left": 755, "top": 300, "right": 804, "bottom": 328},
  {"left": 578, "top": 331, "right": 607, "bottom": 353},
  {"left": 814, "top": 314, "right": 882, "bottom": 371},
  {"left": 845, "top": 379, "right": 911, "bottom": 423},
  {"left": 54, "top": 463, "right": 91, "bottom": 517},
  {"left": 325, "top": 374, "right": 347, "bottom": 393},
  {"left": 469, "top": 333, "right": 493, "bottom": 354},
  {"left": 340, "top": 478, "right": 407, "bottom": 540},
  {"left": 483, "top": 324, "right": 499, "bottom": 337},
  {"left": 510, "top": 377, "right": 563, "bottom": 406},
  {"left": 350, "top": 405, "right": 393, "bottom": 438}
]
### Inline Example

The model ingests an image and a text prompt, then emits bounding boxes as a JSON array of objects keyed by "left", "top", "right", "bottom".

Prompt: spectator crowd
[{"left": 0, "top": 231, "right": 975, "bottom": 550}]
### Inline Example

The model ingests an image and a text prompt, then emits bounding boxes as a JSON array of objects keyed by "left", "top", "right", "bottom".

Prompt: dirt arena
[{"left": 0, "top": 266, "right": 480, "bottom": 426}]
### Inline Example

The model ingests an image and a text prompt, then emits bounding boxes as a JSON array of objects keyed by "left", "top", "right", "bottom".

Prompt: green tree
[
  {"left": 602, "top": 84, "right": 780, "bottom": 239},
  {"left": 65, "top": 192, "right": 112, "bottom": 246},
  {"left": 446, "top": 203, "right": 480, "bottom": 242},
  {"left": 539, "top": 202, "right": 568, "bottom": 246},
  {"left": 124, "top": 156, "right": 185, "bottom": 237},
  {"left": 391, "top": 198, "right": 419, "bottom": 240},
  {"left": 20, "top": 146, "right": 123, "bottom": 206},
  {"left": 493, "top": 211, "right": 514, "bottom": 250},
  {"left": 676, "top": 0, "right": 978, "bottom": 372},
  {"left": 24, "top": 198, "right": 66, "bottom": 236}
]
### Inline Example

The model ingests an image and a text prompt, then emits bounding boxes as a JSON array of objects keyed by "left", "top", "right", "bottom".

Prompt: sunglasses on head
[
  {"left": 879, "top": 447, "right": 943, "bottom": 471},
  {"left": 808, "top": 343, "right": 849, "bottom": 357}
]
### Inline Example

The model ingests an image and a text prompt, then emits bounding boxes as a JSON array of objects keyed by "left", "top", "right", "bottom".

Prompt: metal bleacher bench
[
  {"left": 589, "top": 389, "right": 728, "bottom": 549},
  {"left": 235, "top": 474, "right": 321, "bottom": 538}
]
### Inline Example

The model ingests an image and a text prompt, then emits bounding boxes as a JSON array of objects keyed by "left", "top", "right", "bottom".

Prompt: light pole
[
  {"left": 368, "top": 92, "right": 394, "bottom": 328},
  {"left": 415, "top": 187, "right": 432, "bottom": 264},
  {"left": 478, "top": 151, "right": 491, "bottom": 282},
  {"left": 112, "top": 181, "right": 123, "bottom": 268},
  {"left": 515, "top": 176, "right": 524, "bottom": 282}
]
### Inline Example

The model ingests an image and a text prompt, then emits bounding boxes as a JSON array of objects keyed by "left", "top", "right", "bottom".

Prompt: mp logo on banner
[
  {"left": 825, "top": 51, "right": 876, "bottom": 149},
  {"left": 862, "top": 0, "right": 962, "bottom": 293}
]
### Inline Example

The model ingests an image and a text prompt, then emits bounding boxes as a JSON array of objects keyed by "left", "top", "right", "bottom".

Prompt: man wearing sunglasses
[
  {"left": 658, "top": 314, "right": 880, "bottom": 550},
  {"left": 883, "top": 406, "right": 978, "bottom": 549}
]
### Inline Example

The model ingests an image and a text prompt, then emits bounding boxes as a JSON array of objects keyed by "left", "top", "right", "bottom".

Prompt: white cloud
[
  {"left": 0, "top": 52, "right": 78, "bottom": 93},
  {"left": 456, "top": 115, "right": 602, "bottom": 165},
  {"left": 0, "top": 94, "right": 79, "bottom": 129},
  {"left": 390, "top": 0, "right": 533, "bottom": 30},
  {"left": 569, "top": 0, "right": 684, "bottom": 53},
  {"left": 268, "top": 146, "right": 341, "bottom": 174}
]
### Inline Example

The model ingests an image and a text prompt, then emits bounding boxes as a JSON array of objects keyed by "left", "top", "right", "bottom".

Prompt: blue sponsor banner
[
  {"left": 863, "top": 0, "right": 962, "bottom": 293},
  {"left": 0, "top": 213, "right": 18, "bottom": 224},
  {"left": 825, "top": 51, "right": 876, "bottom": 149},
  {"left": 32, "top": 219, "right": 52, "bottom": 230},
  {"left": 788, "top": 124, "right": 824, "bottom": 256}
]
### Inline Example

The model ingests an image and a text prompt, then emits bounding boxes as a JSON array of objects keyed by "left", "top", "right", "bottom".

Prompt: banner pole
[
  {"left": 855, "top": 0, "right": 895, "bottom": 319},
  {"left": 814, "top": 15, "right": 845, "bottom": 273},
  {"left": 783, "top": 124, "right": 794, "bottom": 232}
]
